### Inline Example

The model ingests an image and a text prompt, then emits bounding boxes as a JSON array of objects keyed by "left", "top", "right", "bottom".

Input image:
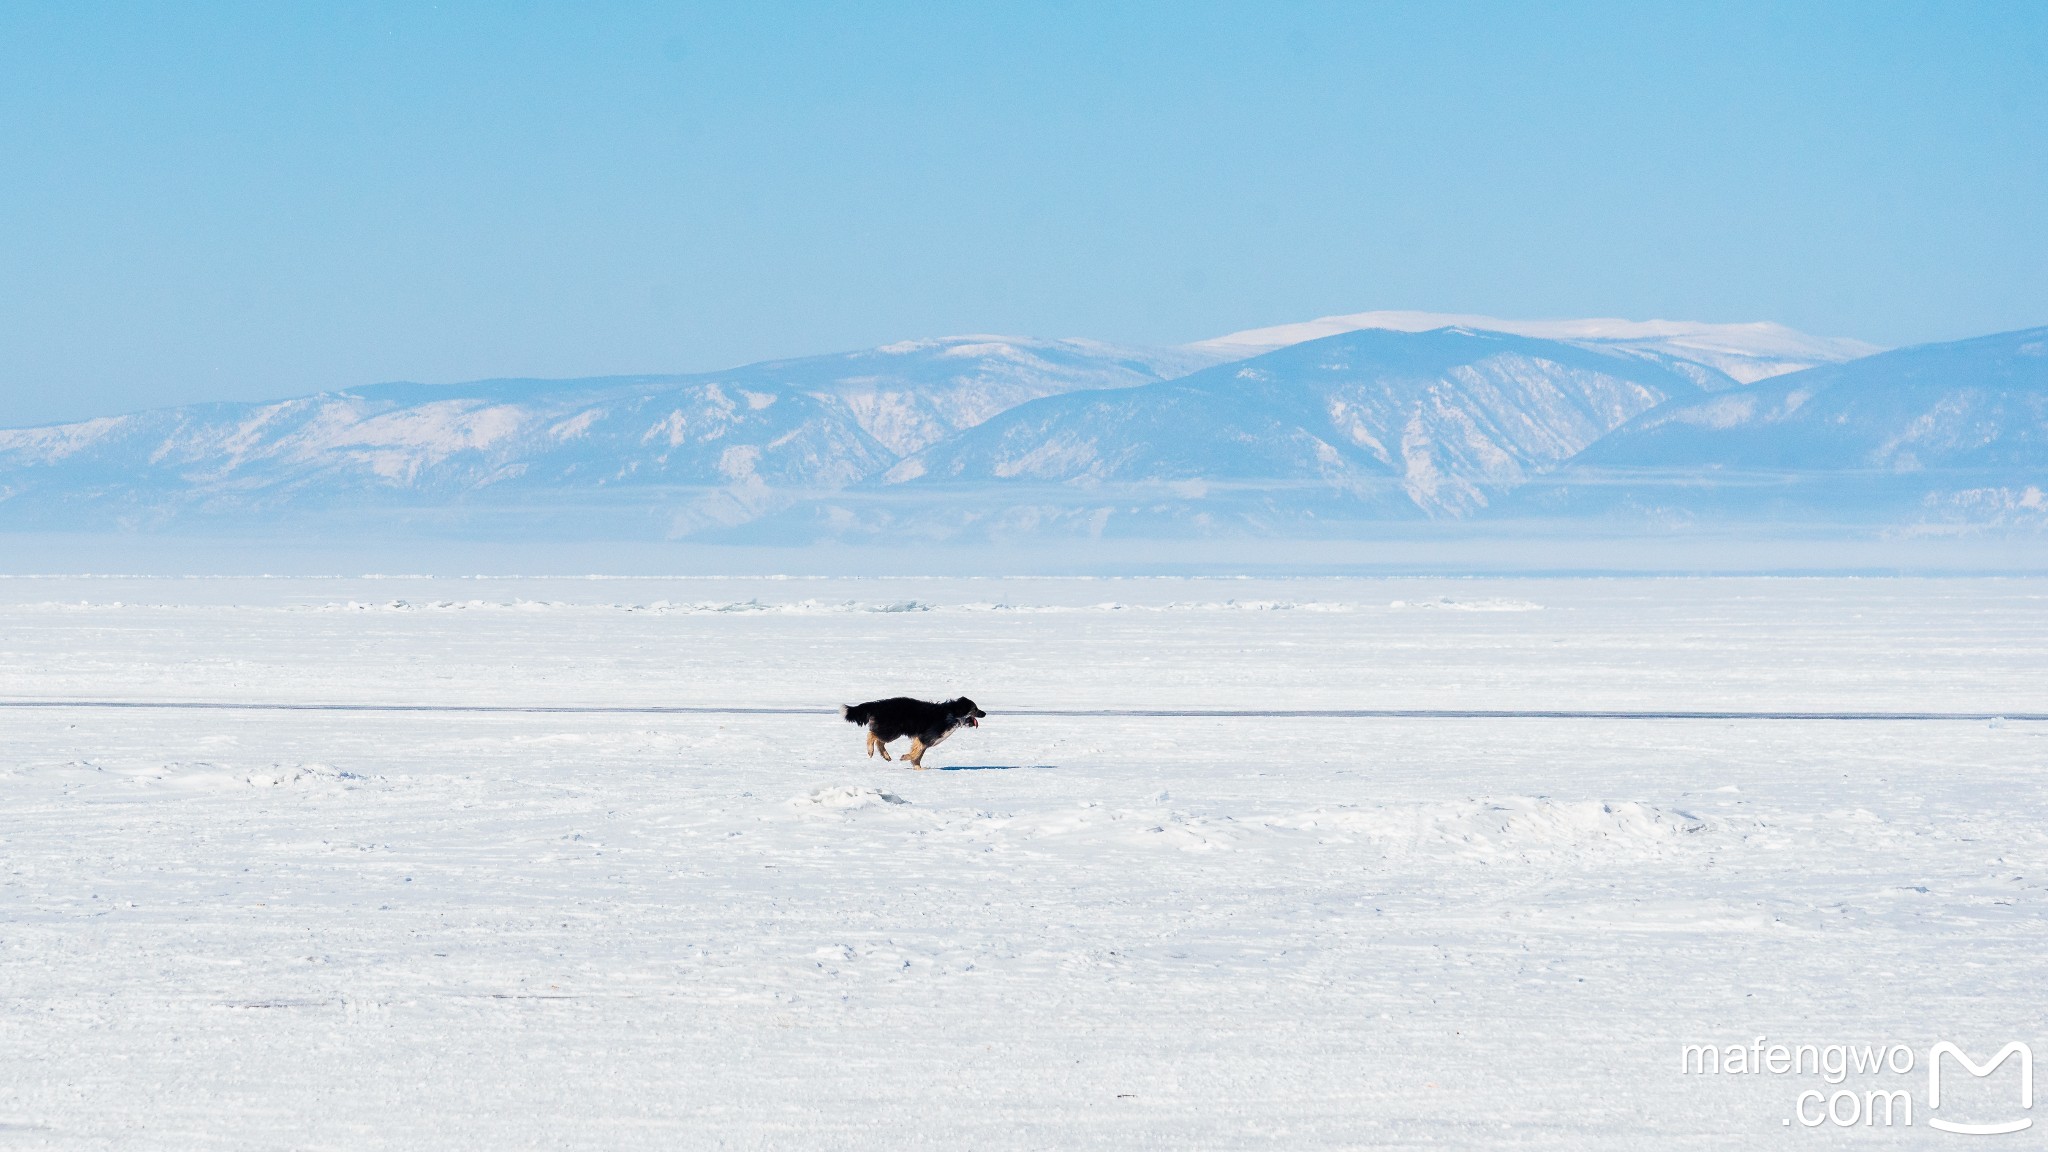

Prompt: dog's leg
[
  {"left": 876, "top": 735, "right": 892, "bottom": 761},
  {"left": 906, "top": 738, "right": 926, "bottom": 769},
  {"left": 865, "top": 732, "right": 877, "bottom": 758}
]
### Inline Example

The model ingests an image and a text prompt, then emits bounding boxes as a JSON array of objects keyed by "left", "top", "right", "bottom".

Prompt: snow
[
  {"left": 1540, "top": 325, "right": 2048, "bottom": 525},
  {"left": 2, "top": 575, "right": 2046, "bottom": 1147},
  {"left": 0, "top": 415, "right": 132, "bottom": 463},
  {"left": 0, "top": 337, "right": 1209, "bottom": 533},
  {"left": 1194, "top": 310, "right": 1883, "bottom": 383},
  {"left": 878, "top": 328, "right": 1713, "bottom": 528}
]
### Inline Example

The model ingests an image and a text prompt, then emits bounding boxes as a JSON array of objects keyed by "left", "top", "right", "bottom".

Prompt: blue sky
[{"left": 1, "top": 1, "right": 2043, "bottom": 426}]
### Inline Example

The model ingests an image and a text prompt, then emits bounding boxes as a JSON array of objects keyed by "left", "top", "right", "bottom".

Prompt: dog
[{"left": 840, "top": 696, "right": 985, "bottom": 770}]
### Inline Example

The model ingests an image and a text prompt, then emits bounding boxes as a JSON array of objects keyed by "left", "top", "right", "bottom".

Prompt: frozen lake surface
[{"left": 3, "top": 576, "right": 2046, "bottom": 1147}]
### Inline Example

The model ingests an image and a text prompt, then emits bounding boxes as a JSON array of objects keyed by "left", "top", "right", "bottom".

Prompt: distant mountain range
[
  {"left": 1507, "top": 326, "right": 2048, "bottom": 527},
  {"left": 0, "top": 337, "right": 1217, "bottom": 535},
  {"left": 1192, "top": 310, "right": 1882, "bottom": 384},
  {"left": 784, "top": 327, "right": 1717, "bottom": 541},
  {"left": 1, "top": 312, "right": 2040, "bottom": 540}
]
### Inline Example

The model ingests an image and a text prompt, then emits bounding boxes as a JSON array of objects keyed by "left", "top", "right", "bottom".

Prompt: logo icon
[{"left": 1929, "top": 1042, "right": 2033, "bottom": 1135}]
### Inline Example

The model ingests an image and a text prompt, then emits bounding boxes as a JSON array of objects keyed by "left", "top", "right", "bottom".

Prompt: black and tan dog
[{"left": 840, "top": 696, "right": 985, "bottom": 769}]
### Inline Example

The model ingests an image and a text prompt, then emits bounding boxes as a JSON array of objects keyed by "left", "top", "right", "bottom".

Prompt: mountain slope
[
  {"left": 698, "top": 336, "right": 1221, "bottom": 455},
  {"left": 751, "top": 327, "right": 1713, "bottom": 540},
  {"left": 1193, "top": 310, "right": 1881, "bottom": 385},
  {"left": 9, "top": 319, "right": 2026, "bottom": 544},
  {"left": 1511, "top": 326, "right": 2048, "bottom": 525},
  {"left": 0, "top": 337, "right": 1211, "bottom": 534}
]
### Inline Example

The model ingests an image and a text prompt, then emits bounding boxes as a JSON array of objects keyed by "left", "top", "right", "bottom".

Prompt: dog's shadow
[{"left": 932, "top": 763, "right": 1056, "bottom": 772}]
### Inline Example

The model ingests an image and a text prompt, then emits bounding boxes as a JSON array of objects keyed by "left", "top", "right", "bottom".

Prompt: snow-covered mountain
[
  {"left": 10, "top": 316, "right": 2037, "bottom": 542},
  {"left": 0, "top": 337, "right": 1216, "bottom": 533},
  {"left": 733, "top": 336, "right": 1222, "bottom": 455},
  {"left": 746, "top": 327, "right": 1715, "bottom": 541},
  {"left": 1192, "top": 310, "right": 1881, "bottom": 385},
  {"left": 1510, "top": 326, "right": 2048, "bottom": 526}
]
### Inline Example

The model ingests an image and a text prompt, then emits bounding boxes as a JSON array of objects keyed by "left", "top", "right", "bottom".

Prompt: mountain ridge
[
  {"left": 1509, "top": 325, "right": 2048, "bottom": 526},
  {"left": 887, "top": 326, "right": 1716, "bottom": 508},
  {"left": 1192, "top": 310, "right": 1881, "bottom": 385},
  {"left": 734, "top": 326, "right": 1719, "bottom": 542},
  {"left": 0, "top": 336, "right": 1209, "bottom": 533},
  {"left": 12, "top": 312, "right": 2036, "bottom": 542}
]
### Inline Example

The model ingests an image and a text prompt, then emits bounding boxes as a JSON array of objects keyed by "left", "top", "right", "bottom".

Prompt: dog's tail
[{"left": 840, "top": 703, "right": 870, "bottom": 725}]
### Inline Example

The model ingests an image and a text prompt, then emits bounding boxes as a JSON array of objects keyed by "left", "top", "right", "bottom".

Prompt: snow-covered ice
[{"left": 2, "top": 576, "right": 2045, "bottom": 1147}]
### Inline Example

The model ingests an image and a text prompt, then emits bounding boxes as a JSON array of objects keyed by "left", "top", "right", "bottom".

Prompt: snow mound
[
  {"left": 990, "top": 803, "right": 1248, "bottom": 852},
  {"left": 974, "top": 796, "right": 1706, "bottom": 860},
  {"left": 791, "top": 785, "right": 911, "bottom": 811},
  {"left": 310, "top": 597, "right": 937, "bottom": 615},
  {"left": 645, "top": 598, "right": 933, "bottom": 615},
  {"left": 1282, "top": 798, "right": 1707, "bottom": 859},
  {"left": 1388, "top": 597, "right": 1544, "bottom": 612},
  {"left": 318, "top": 599, "right": 566, "bottom": 613},
  {"left": 11, "top": 760, "right": 370, "bottom": 792},
  {"left": 156, "top": 762, "right": 368, "bottom": 791},
  {"left": 290, "top": 596, "right": 1416, "bottom": 616}
]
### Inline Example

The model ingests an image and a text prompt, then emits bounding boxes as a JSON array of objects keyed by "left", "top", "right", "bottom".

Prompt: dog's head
[{"left": 952, "top": 697, "right": 986, "bottom": 727}]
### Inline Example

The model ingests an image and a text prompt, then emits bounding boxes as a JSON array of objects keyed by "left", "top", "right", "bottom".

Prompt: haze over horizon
[{"left": 2, "top": 2, "right": 2044, "bottom": 428}]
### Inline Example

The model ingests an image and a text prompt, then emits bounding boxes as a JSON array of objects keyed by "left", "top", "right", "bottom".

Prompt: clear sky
[{"left": 1, "top": 1, "right": 2043, "bottom": 426}]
